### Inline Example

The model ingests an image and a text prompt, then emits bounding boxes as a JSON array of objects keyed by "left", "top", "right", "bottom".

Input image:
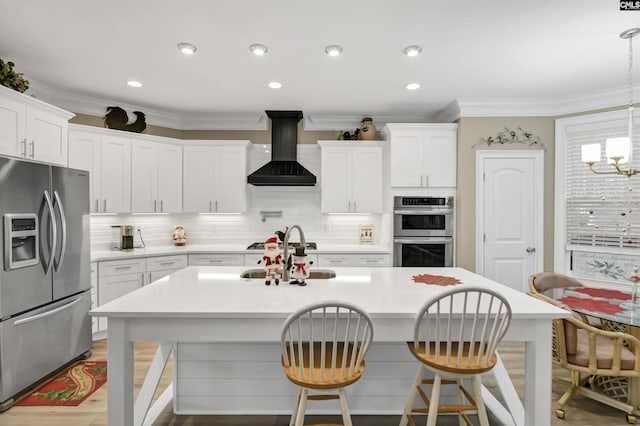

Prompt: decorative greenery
[
  {"left": 586, "top": 259, "right": 625, "bottom": 280},
  {"left": 0, "top": 59, "right": 29, "bottom": 93},
  {"left": 474, "top": 126, "right": 544, "bottom": 148}
]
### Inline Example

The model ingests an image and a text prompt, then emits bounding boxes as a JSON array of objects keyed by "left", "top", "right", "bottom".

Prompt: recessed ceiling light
[
  {"left": 324, "top": 45, "right": 343, "bottom": 57},
  {"left": 403, "top": 45, "right": 422, "bottom": 57},
  {"left": 250, "top": 43, "right": 268, "bottom": 56},
  {"left": 127, "top": 80, "right": 143, "bottom": 88},
  {"left": 405, "top": 83, "right": 420, "bottom": 90},
  {"left": 177, "top": 42, "right": 197, "bottom": 55},
  {"left": 268, "top": 81, "right": 282, "bottom": 89}
]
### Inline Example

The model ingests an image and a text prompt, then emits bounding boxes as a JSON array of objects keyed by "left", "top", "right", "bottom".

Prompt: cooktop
[{"left": 246, "top": 242, "right": 317, "bottom": 250}]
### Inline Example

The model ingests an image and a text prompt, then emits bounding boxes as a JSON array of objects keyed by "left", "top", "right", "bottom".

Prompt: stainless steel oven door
[
  {"left": 393, "top": 237, "right": 453, "bottom": 267},
  {"left": 393, "top": 208, "right": 453, "bottom": 237}
]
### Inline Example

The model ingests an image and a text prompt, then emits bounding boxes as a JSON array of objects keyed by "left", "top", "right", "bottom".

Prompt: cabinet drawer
[
  {"left": 317, "top": 254, "right": 354, "bottom": 267},
  {"left": 188, "top": 253, "right": 244, "bottom": 266},
  {"left": 353, "top": 254, "right": 390, "bottom": 267},
  {"left": 147, "top": 254, "right": 188, "bottom": 272},
  {"left": 98, "top": 258, "right": 146, "bottom": 277}
]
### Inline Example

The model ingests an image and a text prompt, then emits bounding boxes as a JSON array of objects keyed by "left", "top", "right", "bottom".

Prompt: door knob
[{"left": 526, "top": 247, "right": 536, "bottom": 253}]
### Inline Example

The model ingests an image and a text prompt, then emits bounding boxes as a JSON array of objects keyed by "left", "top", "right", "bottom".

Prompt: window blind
[{"left": 565, "top": 124, "right": 640, "bottom": 249}]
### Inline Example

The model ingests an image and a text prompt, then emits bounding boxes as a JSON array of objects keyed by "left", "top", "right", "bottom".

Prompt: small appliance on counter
[{"left": 112, "top": 225, "right": 135, "bottom": 251}]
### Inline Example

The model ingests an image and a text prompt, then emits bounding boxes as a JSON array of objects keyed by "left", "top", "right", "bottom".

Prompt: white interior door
[{"left": 476, "top": 151, "right": 543, "bottom": 292}]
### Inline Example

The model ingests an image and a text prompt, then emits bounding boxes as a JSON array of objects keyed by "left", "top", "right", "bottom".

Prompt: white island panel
[{"left": 91, "top": 266, "right": 569, "bottom": 426}]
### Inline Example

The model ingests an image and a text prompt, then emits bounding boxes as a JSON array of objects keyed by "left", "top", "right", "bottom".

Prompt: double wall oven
[{"left": 393, "top": 196, "right": 454, "bottom": 267}]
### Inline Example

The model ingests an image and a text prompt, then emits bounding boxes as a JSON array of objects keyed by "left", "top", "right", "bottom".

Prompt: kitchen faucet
[{"left": 282, "top": 225, "right": 306, "bottom": 282}]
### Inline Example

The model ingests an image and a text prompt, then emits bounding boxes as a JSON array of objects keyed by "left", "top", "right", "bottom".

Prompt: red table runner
[
  {"left": 572, "top": 287, "right": 632, "bottom": 301},
  {"left": 412, "top": 274, "right": 462, "bottom": 286},
  {"left": 558, "top": 295, "right": 625, "bottom": 315}
]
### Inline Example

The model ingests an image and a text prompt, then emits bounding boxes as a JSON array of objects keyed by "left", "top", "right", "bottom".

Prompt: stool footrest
[{"left": 307, "top": 395, "right": 340, "bottom": 401}]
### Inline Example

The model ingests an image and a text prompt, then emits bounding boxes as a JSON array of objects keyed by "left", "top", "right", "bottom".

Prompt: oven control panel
[{"left": 394, "top": 196, "right": 453, "bottom": 207}]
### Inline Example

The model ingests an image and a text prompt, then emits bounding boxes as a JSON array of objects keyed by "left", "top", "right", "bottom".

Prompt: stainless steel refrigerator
[{"left": 0, "top": 155, "right": 91, "bottom": 409}]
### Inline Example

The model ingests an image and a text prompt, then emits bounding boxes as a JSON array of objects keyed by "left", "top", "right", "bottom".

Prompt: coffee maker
[{"left": 112, "top": 225, "right": 135, "bottom": 251}]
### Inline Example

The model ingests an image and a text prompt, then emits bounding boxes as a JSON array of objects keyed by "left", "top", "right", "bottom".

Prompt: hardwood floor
[{"left": 0, "top": 340, "right": 632, "bottom": 425}]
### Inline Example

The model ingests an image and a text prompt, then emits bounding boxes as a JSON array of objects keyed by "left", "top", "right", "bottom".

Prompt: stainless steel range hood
[{"left": 247, "top": 110, "right": 316, "bottom": 186}]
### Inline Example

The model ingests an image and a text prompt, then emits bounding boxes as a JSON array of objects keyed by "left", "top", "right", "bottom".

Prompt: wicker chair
[
  {"left": 399, "top": 287, "right": 512, "bottom": 426},
  {"left": 280, "top": 300, "right": 374, "bottom": 426},
  {"left": 529, "top": 272, "right": 602, "bottom": 328},
  {"left": 530, "top": 292, "right": 640, "bottom": 424}
]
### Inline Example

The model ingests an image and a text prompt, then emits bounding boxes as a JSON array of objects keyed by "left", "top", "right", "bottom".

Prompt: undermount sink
[{"left": 240, "top": 269, "right": 336, "bottom": 280}]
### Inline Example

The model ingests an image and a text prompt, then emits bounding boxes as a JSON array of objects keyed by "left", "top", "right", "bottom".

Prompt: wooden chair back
[
  {"left": 281, "top": 300, "right": 374, "bottom": 387},
  {"left": 529, "top": 272, "right": 585, "bottom": 294},
  {"left": 412, "top": 287, "right": 512, "bottom": 373}
]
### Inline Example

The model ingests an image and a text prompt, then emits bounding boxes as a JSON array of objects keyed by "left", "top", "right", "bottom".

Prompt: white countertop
[
  {"left": 90, "top": 266, "right": 567, "bottom": 321},
  {"left": 91, "top": 243, "right": 391, "bottom": 261}
]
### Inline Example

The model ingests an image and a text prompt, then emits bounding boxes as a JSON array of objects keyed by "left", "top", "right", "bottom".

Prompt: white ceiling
[{"left": 1, "top": 0, "right": 639, "bottom": 129}]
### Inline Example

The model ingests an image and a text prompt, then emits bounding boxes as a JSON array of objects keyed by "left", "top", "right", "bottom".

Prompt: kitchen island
[{"left": 90, "top": 266, "right": 569, "bottom": 426}]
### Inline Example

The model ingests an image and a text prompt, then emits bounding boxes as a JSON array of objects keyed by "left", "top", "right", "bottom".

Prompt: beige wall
[{"left": 456, "top": 117, "right": 556, "bottom": 272}]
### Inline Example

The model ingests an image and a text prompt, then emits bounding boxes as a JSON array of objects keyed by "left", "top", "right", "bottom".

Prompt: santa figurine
[
  {"left": 172, "top": 226, "right": 186, "bottom": 246},
  {"left": 257, "top": 236, "right": 283, "bottom": 285},
  {"left": 289, "top": 247, "right": 314, "bottom": 286}
]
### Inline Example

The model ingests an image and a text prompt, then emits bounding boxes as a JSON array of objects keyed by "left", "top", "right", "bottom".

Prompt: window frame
[{"left": 555, "top": 109, "right": 640, "bottom": 284}]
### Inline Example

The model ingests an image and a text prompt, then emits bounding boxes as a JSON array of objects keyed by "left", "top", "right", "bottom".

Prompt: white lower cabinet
[
  {"left": 146, "top": 254, "right": 188, "bottom": 283},
  {"left": 317, "top": 253, "right": 390, "bottom": 267},
  {"left": 94, "top": 257, "right": 145, "bottom": 336},
  {"left": 188, "top": 253, "right": 244, "bottom": 266},
  {"left": 317, "top": 254, "right": 353, "bottom": 267},
  {"left": 353, "top": 253, "right": 391, "bottom": 267},
  {"left": 90, "top": 262, "right": 98, "bottom": 334}
]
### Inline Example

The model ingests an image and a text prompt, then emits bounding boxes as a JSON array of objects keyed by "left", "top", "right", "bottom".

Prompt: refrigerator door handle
[
  {"left": 52, "top": 190, "right": 67, "bottom": 271},
  {"left": 43, "top": 190, "right": 57, "bottom": 274},
  {"left": 13, "top": 296, "right": 83, "bottom": 326}
]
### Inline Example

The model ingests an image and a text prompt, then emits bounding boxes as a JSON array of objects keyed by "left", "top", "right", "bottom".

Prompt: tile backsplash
[{"left": 91, "top": 144, "right": 389, "bottom": 251}]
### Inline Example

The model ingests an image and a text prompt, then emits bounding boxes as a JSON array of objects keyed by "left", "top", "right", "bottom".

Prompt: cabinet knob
[{"left": 526, "top": 247, "right": 536, "bottom": 253}]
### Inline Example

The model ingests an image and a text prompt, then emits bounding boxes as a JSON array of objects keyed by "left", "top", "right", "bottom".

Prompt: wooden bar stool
[
  {"left": 399, "top": 287, "right": 512, "bottom": 426},
  {"left": 280, "top": 300, "right": 374, "bottom": 426}
]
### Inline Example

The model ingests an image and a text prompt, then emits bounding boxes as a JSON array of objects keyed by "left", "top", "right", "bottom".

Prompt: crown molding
[
  {"left": 25, "top": 79, "right": 640, "bottom": 129},
  {"left": 303, "top": 113, "right": 429, "bottom": 131},
  {"left": 451, "top": 87, "right": 639, "bottom": 119},
  {"left": 27, "top": 80, "right": 268, "bottom": 130}
]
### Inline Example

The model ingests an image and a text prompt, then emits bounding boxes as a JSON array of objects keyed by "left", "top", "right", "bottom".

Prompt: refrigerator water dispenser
[{"left": 4, "top": 213, "right": 39, "bottom": 270}]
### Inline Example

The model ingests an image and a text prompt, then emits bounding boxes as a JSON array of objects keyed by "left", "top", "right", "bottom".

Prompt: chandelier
[{"left": 582, "top": 28, "right": 640, "bottom": 177}]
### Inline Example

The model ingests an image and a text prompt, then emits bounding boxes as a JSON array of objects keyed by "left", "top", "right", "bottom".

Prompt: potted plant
[{"left": 0, "top": 59, "right": 29, "bottom": 93}]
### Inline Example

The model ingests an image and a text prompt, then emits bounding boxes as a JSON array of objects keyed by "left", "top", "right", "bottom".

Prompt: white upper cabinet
[
  {"left": 68, "top": 125, "right": 131, "bottom": 213},
  {"left": 131, "top": 138, "right": 182, "bottom": 213},
  {"left": 0, "top": 85, "right": 73, "bottom": 166},
  {"left": 182, "top": 142, "right": 249, "bottom": 213},
  {"left": 318, "top": 141, "right": 383, "bottom": 213},
  {"left": 384, "top": 123, "right": 458, "bottom": 188}
]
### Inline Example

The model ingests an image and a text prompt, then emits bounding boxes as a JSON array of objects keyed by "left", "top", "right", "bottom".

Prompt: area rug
[{"left": 14, "top": 361, "right": 107, "bottom": 406}]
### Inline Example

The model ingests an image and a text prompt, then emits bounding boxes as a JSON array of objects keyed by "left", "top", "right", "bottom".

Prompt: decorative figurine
[
  {"left": 257, "top": 236, "right": 283, "bottom": 285},
  {"left": 289, "top": 247, "right": 314, "bottom": 286},
  {"left": 172, "top": 226, "right": 186, "bottom": 246}
]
